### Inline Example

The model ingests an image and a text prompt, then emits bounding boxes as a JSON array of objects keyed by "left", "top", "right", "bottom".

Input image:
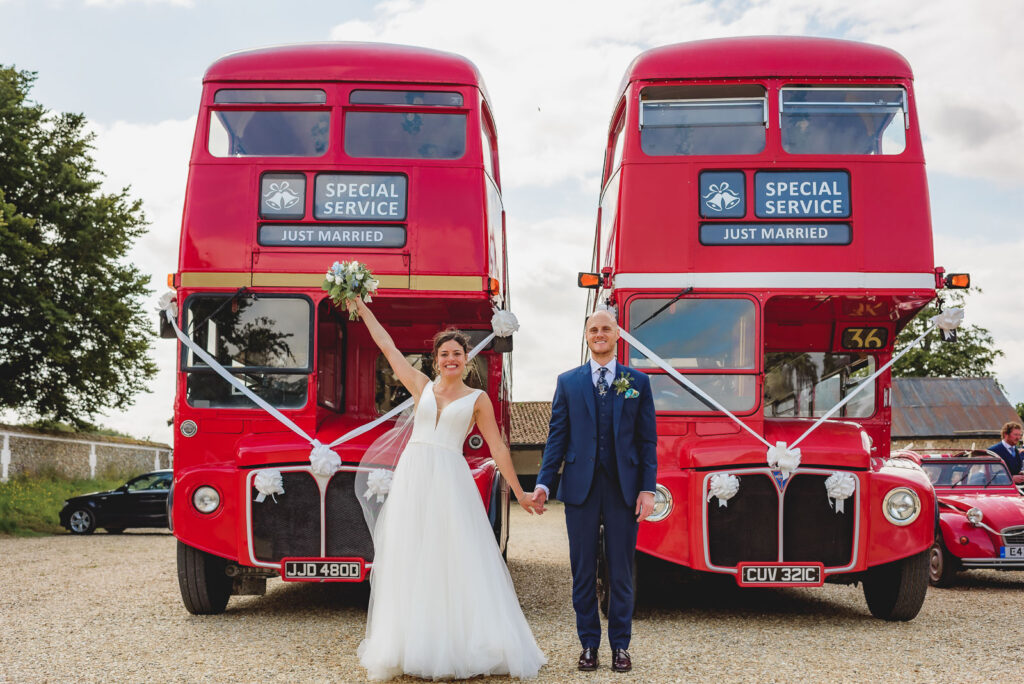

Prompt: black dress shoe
[
  {"left": 611, "top": 649, "right": 632, "bottom": 672},
  {"left": 578, "top": 647, "right": 598, "bottom": 671}
]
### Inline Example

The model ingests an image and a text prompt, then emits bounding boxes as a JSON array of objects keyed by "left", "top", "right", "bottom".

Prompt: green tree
[
  {"left": 893, "top": 288, "right": 1003, "bottom": 379},
  {"left": 0, "top": 66, "right": 156, "bottom": 428}
]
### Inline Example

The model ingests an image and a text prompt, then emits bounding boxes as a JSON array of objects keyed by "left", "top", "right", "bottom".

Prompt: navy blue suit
[
  {"left": 537, "top": 363, "right": 658, "bottom": 651},
  {"left": 989, "top": 442, "right": 1023, "bottom": 475}
]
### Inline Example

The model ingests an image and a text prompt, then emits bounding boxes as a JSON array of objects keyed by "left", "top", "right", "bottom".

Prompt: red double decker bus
[
  {"left": 165, "top": 43, "right": 512, "bottom": 613},
  {"left": 583, "top": 37, "right": 961, "bottom": 620}
]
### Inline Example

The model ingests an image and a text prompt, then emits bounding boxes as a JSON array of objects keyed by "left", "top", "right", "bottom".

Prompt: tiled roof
[
  {"left": 891, "top": 377, "right": 1019, "bottom": 439},
  {"left": 510, "top": 402, "right": 551, "bottom": 446}
]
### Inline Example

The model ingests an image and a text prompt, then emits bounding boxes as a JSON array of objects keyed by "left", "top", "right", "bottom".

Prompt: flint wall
[{"left": 0, "top": 424, "right": 172, "bottom": 482}]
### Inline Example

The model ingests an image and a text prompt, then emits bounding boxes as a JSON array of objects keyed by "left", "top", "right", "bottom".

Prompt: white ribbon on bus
[
  {"left": 617, "top": 307, "right": 964, "bottom": 478},
  {"left": 159, "top": 292, "right": 519, "bottom": 500}
]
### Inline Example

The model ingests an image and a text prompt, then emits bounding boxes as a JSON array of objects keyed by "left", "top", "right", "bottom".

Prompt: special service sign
[{"left": 314, "top": 174, "right": 408, "bottom": 221}]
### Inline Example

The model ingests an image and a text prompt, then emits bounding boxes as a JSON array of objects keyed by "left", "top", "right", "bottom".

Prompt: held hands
[
  {"left": 635, "top": 491, "right": 655, "bottom": 522},
  {"left": 515, "top": 489, "right": 544, "bottom": 515},
  {"left": 528, "top": 487, "right": 548, "bottom": 515}
]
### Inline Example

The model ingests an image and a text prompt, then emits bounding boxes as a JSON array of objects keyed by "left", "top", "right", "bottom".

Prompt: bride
[{"left": 350, "top": 297, "right": 546, "bottom": 681}]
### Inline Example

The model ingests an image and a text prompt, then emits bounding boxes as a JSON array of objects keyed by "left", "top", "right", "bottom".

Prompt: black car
[{"left": 60, "top": 470, "right": 173, "bottom": 534}]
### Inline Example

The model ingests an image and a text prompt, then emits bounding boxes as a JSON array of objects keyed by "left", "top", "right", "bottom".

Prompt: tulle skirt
[{"left": 357, "top": 440, "right": 546, "bottom": 680}]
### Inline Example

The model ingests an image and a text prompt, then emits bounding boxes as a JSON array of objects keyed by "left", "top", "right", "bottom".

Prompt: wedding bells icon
[{"left": 702, "top": 182, "right": 742, "bottom": 212}]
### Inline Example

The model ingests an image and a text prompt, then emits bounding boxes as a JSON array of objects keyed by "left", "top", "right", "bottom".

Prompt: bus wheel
[
  {"left": 862, "top": 549, "right": 929, "bottom": 621},
  {"left": 928, "top": 540, "right": 959, "bottom": 588},
  {"left": 177, "top": 541, "right": 232, "bottom": 615}
]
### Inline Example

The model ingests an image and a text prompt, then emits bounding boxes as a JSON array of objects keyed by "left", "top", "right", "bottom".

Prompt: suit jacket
[
  {"left": 989, "top": 442, "right": 1023, "bottom": 475},
  {"left": 537, "top": 363, "right": 658, "bottom": 507}
]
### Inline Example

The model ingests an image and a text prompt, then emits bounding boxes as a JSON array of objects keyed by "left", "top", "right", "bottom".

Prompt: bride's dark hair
[{"left": 431, "top": 328, "right": 470, "bottom": 358}]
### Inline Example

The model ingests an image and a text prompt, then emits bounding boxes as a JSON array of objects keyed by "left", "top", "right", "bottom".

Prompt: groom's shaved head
[{"left": 585, "top": 309, "right": 618, "bottom": 330}]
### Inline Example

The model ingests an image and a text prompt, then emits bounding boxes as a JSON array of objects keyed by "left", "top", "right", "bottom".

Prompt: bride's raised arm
[{"left": 348, "top": 297, "right": 430, "bottom": 401}]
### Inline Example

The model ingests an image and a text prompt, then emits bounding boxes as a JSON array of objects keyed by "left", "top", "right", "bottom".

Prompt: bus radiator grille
[
  {"left": 707, "top": 474, "right": 778, "bottom": 567},
  {"left": 782, "top": 474, "right": 854, "bottom": 567},
  {"left": 325, "top": 471, "right": 375, "bottom": 561},
  {"left": 251, "top": 472, "right": 320, "bottom": 562}
]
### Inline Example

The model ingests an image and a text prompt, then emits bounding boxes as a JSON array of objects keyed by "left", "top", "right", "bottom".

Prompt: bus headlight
[
  {"left": 882, "top": 487, "right": 920, "bottom": 526},
  {"left": 192, "top": 486, "right": 220, "bottom": 514},
  {"left": 647, "top": 484, "right": 673, "bottom": 522},
  {"left": 966, "top": 507, "right": 983, "bottom": 525}
]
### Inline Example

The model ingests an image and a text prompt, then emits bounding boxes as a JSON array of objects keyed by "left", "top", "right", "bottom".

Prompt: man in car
[{"left": 989, "top": 422, "right": 1024, "bottom": 485}]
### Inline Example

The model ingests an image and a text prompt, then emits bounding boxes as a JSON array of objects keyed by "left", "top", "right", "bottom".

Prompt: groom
[{"left": 532, "top": 309, "right": 658, "bottom": 672}]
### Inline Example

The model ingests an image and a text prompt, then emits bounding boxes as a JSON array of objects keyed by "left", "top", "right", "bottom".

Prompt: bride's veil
[{"left": 354, "top": 402, "right": 415, "bottom": 543}]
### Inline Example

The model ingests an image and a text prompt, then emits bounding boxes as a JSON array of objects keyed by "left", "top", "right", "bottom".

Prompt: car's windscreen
[
  {"left": 764, "top": 352, "right": 876, "bottom": 418},
  {"left": 780, "top": 87, "right": 906, "bottom": 155},
  {"left": 922, "top": 461, "right": 1012, "bottom": 487}
]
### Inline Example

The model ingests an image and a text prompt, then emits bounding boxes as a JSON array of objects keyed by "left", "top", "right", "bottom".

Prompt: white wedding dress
[{"left": 358, "top": 381, "right": 546, "bottom": 680}]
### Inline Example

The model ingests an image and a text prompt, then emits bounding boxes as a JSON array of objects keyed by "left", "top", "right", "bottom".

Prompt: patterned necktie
[{"left": 597, "top": 367, "right": 609, "bottom": 397}]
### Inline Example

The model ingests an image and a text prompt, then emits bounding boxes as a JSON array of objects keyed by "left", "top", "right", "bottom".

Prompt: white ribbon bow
[
  {"left": 767, "top": 441, "right": 801, "bottom": 477},
  {"left": 309, "top": 441, "right": 341, "bottom": 477},
  {"left": 930, "top": 307, "right": 964, "bottom": 340},
  {"left": 363, "top": 469, "right": 394, "bottom": 504},
  {"left": 253, "top": 469, "right": 285, "bottom": 503},
  {"left": 491, "top": 309, "right": 519, "bottom": 337},
  {"left": 157, "top": 291, "right": 176, "bottom": 316},
  {"left": 707, "top": 473, "right": 740, "bottom": 507},
  {"left": 824, "top": 472, "right": 857, "bottom": 513}
]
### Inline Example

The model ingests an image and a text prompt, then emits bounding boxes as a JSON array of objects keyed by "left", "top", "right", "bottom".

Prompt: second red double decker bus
[
  {"left": 582, "top": 37, "right": 960, "bottom": 620},
  {"left": 165, "top": 43, "right": 512, "bottom": 613}
]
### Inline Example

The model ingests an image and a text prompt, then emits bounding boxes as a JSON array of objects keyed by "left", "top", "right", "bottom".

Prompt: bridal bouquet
[{"left": 323, "top": 261, "right": 380, "bottom": 320}]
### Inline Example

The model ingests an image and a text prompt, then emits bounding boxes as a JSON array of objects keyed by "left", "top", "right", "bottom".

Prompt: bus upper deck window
[
  {"left": 208, "top": 110, "right": 329, "bottom": 157},
  {"left": 350, "top": 90, "right": 463, "bottom": 106},
  {"left": 781, "top": 87, "right": 907, "bottom": 155},
  {"left": 640, "top": 84, "right": 766, "bottom": 156},
  {"left": 214, "top": 89, "right": 327, "bottom": 104},
  {"left": 344, "top": 111, "right": 467, "bottom": 160}
]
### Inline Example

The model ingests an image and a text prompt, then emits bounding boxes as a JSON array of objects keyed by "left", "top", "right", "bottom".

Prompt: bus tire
[
  {"left": 177, "top": 541, "right": 232, "bottom": 615},
  {"left": 862, "top": 549, "right": 929, "bottom": 621}
]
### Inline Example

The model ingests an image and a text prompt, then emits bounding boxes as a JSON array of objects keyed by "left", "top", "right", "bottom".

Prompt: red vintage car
[{"left": 918, "top": 451, "right": 1024, "bottom": 586}]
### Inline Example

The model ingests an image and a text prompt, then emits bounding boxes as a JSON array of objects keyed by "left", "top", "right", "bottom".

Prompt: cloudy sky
[{"left": 2, "top": 0, "right": 1022, "bottom": 444}]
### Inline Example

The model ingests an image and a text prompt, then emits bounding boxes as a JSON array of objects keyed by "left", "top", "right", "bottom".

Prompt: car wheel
[
  {"left": 105, "top": 527, "right": 126, "bottom": 534},
  {"left": 177, "top": 541, "right": 232, "bottom": 615},
  {"left": 67, "top": 508, "right": 97, "bottom": 535},
  {"left": 862, "top": 549, "right": 929, "bottom": 621},
  {"left": 928, "top": 540, "right": 958, "bottom": 587}
]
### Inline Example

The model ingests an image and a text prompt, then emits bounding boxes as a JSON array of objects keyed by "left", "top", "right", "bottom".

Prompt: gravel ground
[{"left": 2, "top": 504, "right": 1023, "bottom": 683}]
